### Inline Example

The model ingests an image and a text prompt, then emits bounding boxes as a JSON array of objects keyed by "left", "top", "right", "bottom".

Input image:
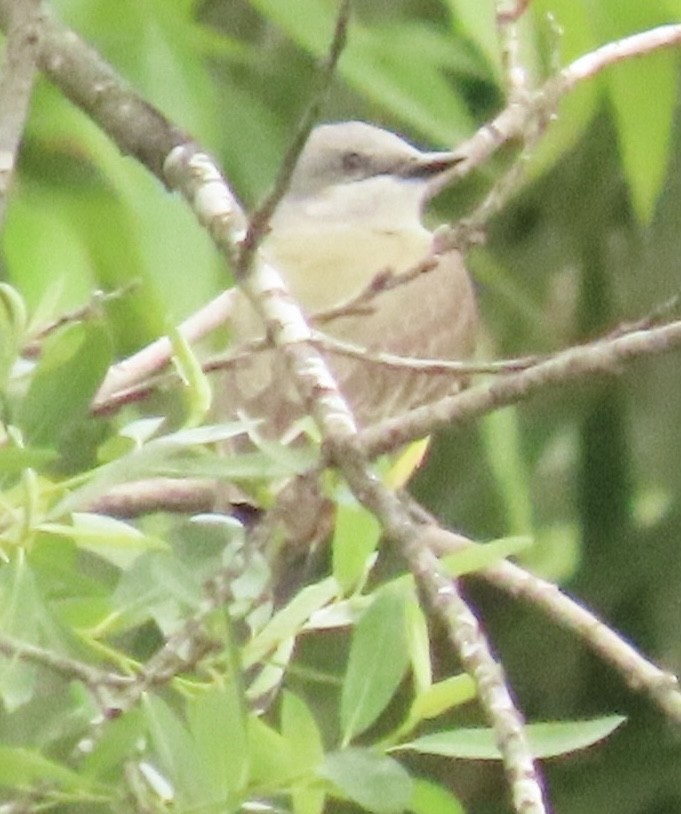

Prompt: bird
[{"left": 221, "top": 121, "right": 478, "bottom": 439}]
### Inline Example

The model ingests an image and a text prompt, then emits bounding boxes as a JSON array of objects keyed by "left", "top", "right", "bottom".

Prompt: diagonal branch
[
  {"left": 11, "top": 3, "right": 544, "bottom": 806},
  {"left": 0, "top": 0, "right": 43, "bottom": 228},
  {"left": 360, "top": 318, "right": 681, "bottom": 458},
  {"left": 4, "top": 6, "right": 680, "bottom": 809}
]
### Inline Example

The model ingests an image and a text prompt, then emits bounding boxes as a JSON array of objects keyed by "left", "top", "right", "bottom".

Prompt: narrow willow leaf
[
  {"left": 40, "top": 513, "right": 166, "bottom": 569},
  {"left": 440, "top": 535, "right": 532, "bottom": 578},
  {"left": 281, "top": 691, "right": 325, "bottom": 774},
  {"left": 340, "top": 586, "right": 410, "bottom": 743},
  {"left": 332, "top": 500, "right": 380, "bottom": 593},
  {"left": 19, "top": 322, "right": 112, "bottom": 447},
  {"left": 409, "top": 675, "right": 477, "bottom": 723},
  {"left": 187, "top": 681, "right": 250, "bottom": 800},
  {"left": 321, "top": 749, "right": 412, "bottom": 814},
  {"left": 396, "top": 715, "right": 626, "bottom": 759},
  {"left": 244, "top": 578, "right": 338, "bottom": 668},
  {"left": 0, "top": 745, "right": 97, "bottom": 791}
]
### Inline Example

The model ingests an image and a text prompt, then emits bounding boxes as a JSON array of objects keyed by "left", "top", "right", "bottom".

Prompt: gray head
[{"left": 287, "top": 121, "right": 461, "bottom": 199}]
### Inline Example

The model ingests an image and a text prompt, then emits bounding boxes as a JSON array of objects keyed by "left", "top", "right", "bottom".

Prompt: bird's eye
[{"left": 341, "top": 151, "right": 363, "bottom": 172}]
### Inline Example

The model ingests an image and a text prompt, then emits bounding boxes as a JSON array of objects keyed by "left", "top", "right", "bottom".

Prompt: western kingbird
[{"left": 222, "top": 121, "right": 477, "bottom": 437}]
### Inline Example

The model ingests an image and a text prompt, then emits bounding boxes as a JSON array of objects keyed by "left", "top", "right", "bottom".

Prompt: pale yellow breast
[
  {"left": 223, "top": 224, "right": 477, "bottom": 433},
  {"left": 265, "top": 226, "right": 433, "bottom": 310}
]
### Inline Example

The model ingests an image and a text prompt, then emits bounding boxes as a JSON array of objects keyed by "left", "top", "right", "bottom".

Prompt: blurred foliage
[{"left": 0, "top": 0, "right": 680, "bottom": 812}]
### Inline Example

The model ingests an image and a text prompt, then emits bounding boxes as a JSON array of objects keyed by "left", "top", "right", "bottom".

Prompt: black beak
[{"left": 399, "top": 150, "right": 466, "bottom": 179}]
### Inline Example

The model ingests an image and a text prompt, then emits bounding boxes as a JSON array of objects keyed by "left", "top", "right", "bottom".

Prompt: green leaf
[
  {"left": 292, "top": 782, "right": 326, "bottom": 814},
  {"left": 110, "top": 550, "right": 203, "bottom": 632},
  {"left": 585, "top": 1, "right": 678, "bottom": 222},
  {"left": 248, "top": 716, "right": 297, "bottom": 786},
  {"left": 281, "top": 691, "right": 325, "bottom": 775},
  {"left": 440, "top": 535, "right": 533, "bottom": 578},
  {"left": 40, "top": 513, "right": 167, "bottom": 569},
  {"left": 445, "top": 0, "right": 500, "bottom": 77},
  {"left": 19, "top": 322, "right": 112, "bottom": 447},
  {"left": 0, "top": 283, "right": 27, "bottom": 387},
  {"left": 526, "top": 0, "right": 600, "bottom": 181},
  {"left": 606, "top": 49, "right": 676, "bottom": 222},
  {"left": 332, "top": 499, "right": 380, "bottom": 593},
  {"left": 0, "top": 745, "right": 96, "bottom": 791},
  {"left": 246, "top": 638, "right": 295, "bottom": 706},
  {"left": 275, "top": 698, "right": 325, "bottom": 814},
  {"left": 404, "top": 597, "right": 432, "bottom": 696},
  {"left": 4, "top": 186, "right": 100, "bottom": 319},
  {"left": 0, "top": 444, "right": 58, "bottom": 475},
  {"left": 246, "top": 0, "right": 475, "bottom": 145},
  {"left": 53, "top": 422, "right": 256, "bottom": 516},
  {"left": 340, "top": 585, "right": 410, "bottom": 744},
  {"left": 397, "top": 715, "right": 626, "bottom": 759},
  {"left": 169, "top": 322, "right": 213, "bottom": 428},
  {"left": 0, "top": 560, "right": 67, "bottom": 710},
  {"left": 244, "top": 577, "right": 338, "bottom": 668},
  {"left": 143, "top": 695, "right": 203, "bottom": 808},
  {"left": 158, "top": 447, "right": 316, "bottom": 480},
  {"left": 187, "top": 681, "right": 250, "bottom": 802},
  {"left": 481, "top": 407, "right": 533, "bottom": 536},
  {"left": 320, "top": 748, "right": 412, "bottom": 814},
  {"left": 409, "top": 778, "right": 465, "bottom": 814},
  {"left": 346, "top": 26, "right": 475, "bottom": 144},
  {"left": 408, "top": 675, "right": 477, "bottom": 725},
  {"left": 80, "top": 708, "right": 146, "bottom": 780}
]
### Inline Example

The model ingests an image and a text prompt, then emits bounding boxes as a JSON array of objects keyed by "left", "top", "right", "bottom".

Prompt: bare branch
[
  {"left": 497, "top": 0, "right": 534, "bottom": 25},
  {"left": 0, "top": 631, "right": 132, "bottom": 705},
  {"left": 238, "top": 0, "right": 351, "bottom": 274},
  {"left": 333, "top": 454, "right": 548, "bottom": 813},
  {"left": 360, "top": 318, "right": 681, "bottom": 458},
  {"left": 561, "top": 24, "right": 681, "bottom": 89},
  {"left": 422, "top": 525, "right": 681, "bottom": 725},
  {"left": 87, "top": 477, "right": 216, "bottom": 517},
  {"left": 0, "top": 0, "right": 187, "bottom": 177},
  {"left": 495, "top": 0, "right": 533, "bottom": 98},
  {"left": 313, "top": 330, "right": 538, "bottom": 375},
  {"left": 94, "top": 288, "right": 238, "bottom": 407},
  {"left": 428, "top": 23, "right": 681, "bottom": 203},
  {"left": 0, "top": 0, "right": 42, "bottom": 227}
]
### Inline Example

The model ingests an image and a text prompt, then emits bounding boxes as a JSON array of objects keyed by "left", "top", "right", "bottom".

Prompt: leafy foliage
[{"left": 0, "top": 0, "right": 680, "bottom": 813}]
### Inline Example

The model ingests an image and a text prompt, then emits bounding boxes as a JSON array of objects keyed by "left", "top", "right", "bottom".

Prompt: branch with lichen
[
  {"left": 3, "top": 1, "right": 681, "bottom": 810},
  {"left": 0, "top": 1, "right": 550, "bottom": 808}
]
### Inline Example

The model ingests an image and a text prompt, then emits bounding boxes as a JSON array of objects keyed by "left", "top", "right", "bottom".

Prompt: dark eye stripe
[{"left": 341, "top": 151, "right": 363, "bottom": 172}]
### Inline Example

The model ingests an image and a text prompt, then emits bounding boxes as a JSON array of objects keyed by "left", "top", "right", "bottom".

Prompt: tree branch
[
  {"left": 360, "top": 318, "right": 681, "bottom": 458},
  {"left": 0, "top": 0, "right": 43, "bottom": 228}
]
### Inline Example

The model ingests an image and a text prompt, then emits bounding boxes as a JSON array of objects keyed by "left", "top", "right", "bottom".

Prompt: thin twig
[
  {"left": 427, "top": 23, "right": 681, "bottom": 199},
  {"left": 560, "top": 24, "right": 681, "bottom": 89},
  {"left": 237, "top": 0, "right": 351, "bottom": 276},
  {"left": 313, "top": 330, "right": 538, "bottom": 375},
  {"left": 359, "top": 317, "right": 681, "bottom": 459},
  {"left": 24, "top": 286, "right": 136, "bottom": 356},
  {"left": 0, "top": 632, "right": 132, "bottom": 691},
  {"left": 495, "top": 0, "right": 533, "bottom": 99},
  {"left": 93, "top": 288, "right": 238, "bottom": 407},
  {"left": 314, "top": 255, "right": 439, "bottom": 324},
  {"left": 497, "top": 0, "right": 533, "bottom": 25}
]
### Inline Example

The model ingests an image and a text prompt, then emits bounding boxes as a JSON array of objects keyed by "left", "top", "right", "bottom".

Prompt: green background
[{"left": 4, "top": 0, "right": 681, "bottom": 812}]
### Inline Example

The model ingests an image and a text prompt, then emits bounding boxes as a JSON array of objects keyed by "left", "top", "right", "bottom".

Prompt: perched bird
[{"left": 222, "top": 121, "right": 478, "bottom": 438}]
